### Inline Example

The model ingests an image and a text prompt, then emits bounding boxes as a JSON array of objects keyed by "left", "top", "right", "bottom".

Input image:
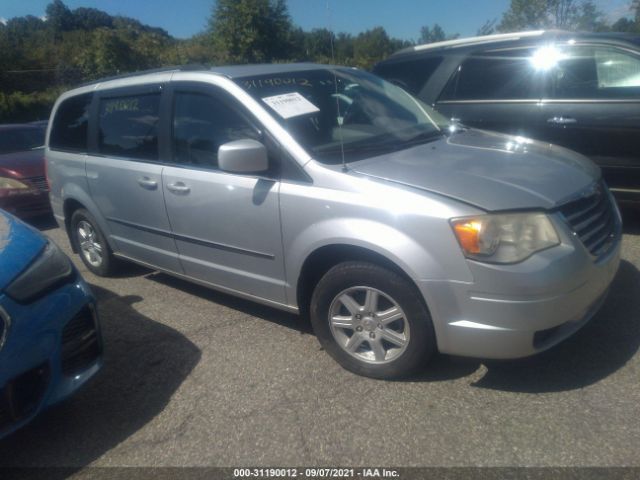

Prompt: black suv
[{"left": 374, "top": 30, "right": 640, "bottom": 205}]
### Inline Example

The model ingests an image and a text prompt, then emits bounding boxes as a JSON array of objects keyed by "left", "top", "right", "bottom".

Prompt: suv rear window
[
  {"left": 0, "top": 127, "right": 45, "bottom": 154},
  {"left": 440, "top": 48, "right": 542, "bottom": 101},
  {"left": 50, "top": 93, "right": 92, "bottom": 152},
  {"left": 374, "top": 57, "right": 443, "bottom": 95},
  {"left": 98, "top": 93, "right": 161, "bottom": 160},
  {"left": 550, "top": 46, "right": 640, "bottom": 99}
]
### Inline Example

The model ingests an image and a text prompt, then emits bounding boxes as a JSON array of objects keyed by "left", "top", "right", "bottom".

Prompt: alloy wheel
[
  {"left": 328, "top": 286, "right": 410, "bottom": 364},
  {"left": 77, "top": 220, "right": 103, "bottom": 267}
]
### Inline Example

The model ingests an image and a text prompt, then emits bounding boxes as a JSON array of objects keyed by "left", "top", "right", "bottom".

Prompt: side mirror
[{"left": 218, "top": 139, "right": 268, "bottom": 174}]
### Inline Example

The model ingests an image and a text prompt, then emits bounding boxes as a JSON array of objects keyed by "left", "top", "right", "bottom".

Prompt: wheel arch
[
  {"left": 295, "top": 243, "right": 427, "bottom": 320},
  {"left": 61, "top": 184, "right": 116, "bottom": 253}
]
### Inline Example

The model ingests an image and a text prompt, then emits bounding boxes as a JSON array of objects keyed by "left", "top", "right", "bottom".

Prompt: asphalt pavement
[{"left": 0, "top": 210, "right": 639, "bottom": 469}]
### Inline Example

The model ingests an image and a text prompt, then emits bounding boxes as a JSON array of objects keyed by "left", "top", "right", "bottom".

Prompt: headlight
[
  {"left": 0, "top": 177, "right": 30, "bottom": 196},
  {"left": 450, "top": 212, "right": 560, "bottom": 264},
  {"left": 6, "top": 241, "right": 74, "bottom": 303}
]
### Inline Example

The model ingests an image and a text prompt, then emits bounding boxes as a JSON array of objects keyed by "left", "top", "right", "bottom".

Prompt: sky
[{"left": 0, "top": 0, "right": 634, "bottom": 40}]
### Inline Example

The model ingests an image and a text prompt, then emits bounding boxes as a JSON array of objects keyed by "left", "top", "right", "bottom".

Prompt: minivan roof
[
  {"left": 387, "top": 30, "right": 640, "bottom": 59},
  {"left": 79, "top": 62, "right": 344, "bottom": 89}
]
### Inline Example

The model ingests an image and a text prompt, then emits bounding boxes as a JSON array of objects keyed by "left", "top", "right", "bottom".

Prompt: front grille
[
  {"left": 558, "top": 182, "right": 618, "bottom": 257},
  {"left": 0, "top": 364, "right": 50, "bottom": 432},
  {"left": 24, "top": 175, "right": 48, "bottom": 192},
  {"left": 61, "top": 305, "right": 101, "bottom": 376}
]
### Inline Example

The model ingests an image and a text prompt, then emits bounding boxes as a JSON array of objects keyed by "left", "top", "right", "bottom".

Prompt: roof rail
[
  {"left": 392, "top": 30, "right": 551, "bottom": 57},
  {"left": 78, "top": 64, "right": 210, "bottom": 88}
]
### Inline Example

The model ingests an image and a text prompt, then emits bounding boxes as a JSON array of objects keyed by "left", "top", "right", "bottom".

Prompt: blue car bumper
[{"left": 0, "top": 273, "right": 102, "bottom": 439}]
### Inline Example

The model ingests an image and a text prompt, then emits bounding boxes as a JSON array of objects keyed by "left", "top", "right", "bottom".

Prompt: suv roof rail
[
  {"left": 78, "top": 64, "right": 210, "bottom": 88},
  {"left": 392, "top": 30, "right": 556, "bottom": 57}
]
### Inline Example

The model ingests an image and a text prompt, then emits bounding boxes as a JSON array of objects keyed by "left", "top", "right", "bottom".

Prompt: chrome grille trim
[{"left": 558, "top": 182, "right": 618, "bottom": 258}]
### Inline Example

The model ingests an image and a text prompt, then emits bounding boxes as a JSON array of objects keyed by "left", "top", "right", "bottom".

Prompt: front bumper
[
  {"left": 0, "top": 274, "right": 102, "bottom": 439},
  {"left": 420, "top": 212, "right": 622, "bottom": 359}
]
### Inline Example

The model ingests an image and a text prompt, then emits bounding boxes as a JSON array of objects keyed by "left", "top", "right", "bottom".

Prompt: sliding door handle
[
  {"left": 137, "top": 177, "right": 158, "bottom": 190},
  {"left": 166, "top": 182, "right": 191, "bottom": 194}
]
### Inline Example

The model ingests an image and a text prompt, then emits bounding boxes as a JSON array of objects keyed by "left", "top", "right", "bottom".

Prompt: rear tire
[
  {"left": 310, "top": 261, "right": 436, "bottom": 379},
  {"left": 70, "top": 208, "right": 118, "bottom": 276}
]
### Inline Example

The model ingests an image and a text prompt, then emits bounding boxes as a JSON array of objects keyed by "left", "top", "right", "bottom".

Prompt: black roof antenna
[{"left": 327, "top": 0, "right": 348, "bottom": 172}]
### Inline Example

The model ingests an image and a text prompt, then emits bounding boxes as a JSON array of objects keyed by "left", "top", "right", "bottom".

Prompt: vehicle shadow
[
  {"left": 410, "top": 259, "right": 640, "bottom": 393},
  {"left": 23, "top": 213, "right": 58, "bottom": 232},
  {"left": 0, "top": 284, "right": 201, "bottom": 470},
  {"left": 145, "top": 271, "right": 310, "bottom": 334},
  {"left": 621, "top": 206, "right": 640, "bottom": 235},
  {"left": 148, "top": 258, "right": 639, "bottom": 394}
]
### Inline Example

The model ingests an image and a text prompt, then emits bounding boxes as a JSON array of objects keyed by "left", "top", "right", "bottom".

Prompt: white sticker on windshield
[{"left": 261, "top": 92, "right": 320, "bottom": 119}]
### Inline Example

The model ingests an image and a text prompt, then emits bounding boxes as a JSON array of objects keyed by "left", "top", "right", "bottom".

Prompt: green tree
[
  {"left": 498, "top": 0, "right": 552, "bottom": 31},
  {"left": 72, "top": 7, "right": 113, "bottom": 30},
  {"left": 46, "top": 0, "right": 74, "bottom": 33},
  {"left": 334, "top": 32, "right": 355, "bottom": 64},
  {"left": 76, "top": 28, "right": 135, "bottom": 79},
  {"left": 477, "top": 19, "right": 497, "bottom": 36},
  {"left": 352, "top": 27, "right": 395, "bottom": 69},
  {"left": 302, "top": 28, "right": 335, "bottom": 62},
  {"left": 574, "top": 0, "right": 607, "bottom": 31},
  {"left": 610, "top": 0, "right": 640, "bottom": 32},
  {"left": 611, "top": 17, "right": 637, "bottom": 32},
  {"left": 419, "top": 24, "right": 448, "bottom": 43},
  {"left": 498, "top": 0, "right": 609, "bottom": 31},
  {"left": 208, "top": 0, "right": 294, "bottom": 63}
]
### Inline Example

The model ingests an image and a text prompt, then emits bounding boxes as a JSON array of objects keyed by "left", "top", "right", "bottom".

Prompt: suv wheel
[
  {"left": 310, "top": 261, "right": 436, "bottom": 379},
  {"left": 70, "top": 208, "right": 118, "bottom": 276}
]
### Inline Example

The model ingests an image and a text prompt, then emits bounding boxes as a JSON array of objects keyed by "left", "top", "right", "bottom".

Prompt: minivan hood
[{"left": 350, "top": 129, "right": 600, "bottom": 211}]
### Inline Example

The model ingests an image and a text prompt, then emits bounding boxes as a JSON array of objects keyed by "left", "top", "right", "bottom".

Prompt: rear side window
[
  {"left": 550, "top": 46, "right": 640, "bottom": 99},
  {"left": 440, "top": 48, "right": 542, "bottom": 101},
  {"left": 50, "top": 93, "right": 92, "bottom": 152},
  {"left": 98, "top": 93, "right": 160, "bottom": 160},
  {"left": 374, "top": 57, "right": 443, "bottom": 95}
]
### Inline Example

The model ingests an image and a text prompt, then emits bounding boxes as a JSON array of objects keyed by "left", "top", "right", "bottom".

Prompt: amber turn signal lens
[{"left": 452, "top": 220, "right": 483, "bottom": 254}]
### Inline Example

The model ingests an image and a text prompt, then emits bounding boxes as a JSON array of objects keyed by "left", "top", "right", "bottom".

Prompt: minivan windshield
[{"left": 236, "top": 68, "right": 448, "bottom": 164}]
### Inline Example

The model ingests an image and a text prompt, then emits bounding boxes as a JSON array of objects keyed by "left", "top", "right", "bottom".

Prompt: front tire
[
  {"left": 310, "top": 261, "right": 436, "bottom": 379},
  {"left": 70, "top": 208, "right": 118, "bottom": 276}
]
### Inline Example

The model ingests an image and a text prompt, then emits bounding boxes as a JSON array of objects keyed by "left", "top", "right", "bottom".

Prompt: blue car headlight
[{"left": 6, "top": 241, "right": 74, "bottom": 303}]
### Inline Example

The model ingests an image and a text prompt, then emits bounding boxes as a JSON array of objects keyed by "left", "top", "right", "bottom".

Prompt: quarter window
[
  {"left": 440, "top": 48, "right": 542, "bottom": 101},
  {"left": 172, "top": 91, "right": 259, "bottom": 170},
  {"left": 50, "top": 93, "right": 92, "bottom": 152},
  {"left": 550, "top": 46, "right": 640, "bottom": 99},
  {"left": 98, "top": 93, "right": 160, "bottom": 160}
]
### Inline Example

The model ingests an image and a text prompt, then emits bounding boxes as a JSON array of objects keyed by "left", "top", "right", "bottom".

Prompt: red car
[{"left": 0, "top": 123, "right": 51, "bottom": 219}]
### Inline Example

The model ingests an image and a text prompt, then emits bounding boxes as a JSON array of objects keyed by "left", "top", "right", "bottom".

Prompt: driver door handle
[
  {"left": 547, "top": 116, "right": 577, "bottom": 125},
  {"left": 166, "top": 182, "right": 191, "bottom": 194},
  {"left": 137, "top": 177, "right": 158, "bottom": 190}
]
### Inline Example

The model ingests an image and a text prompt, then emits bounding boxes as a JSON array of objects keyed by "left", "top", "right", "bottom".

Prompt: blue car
[{"left": 0, "top": 210, "right": 102, "bottom": 438}]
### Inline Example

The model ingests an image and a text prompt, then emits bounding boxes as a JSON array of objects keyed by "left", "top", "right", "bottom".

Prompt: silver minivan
[{"left": 46, "top": 64, "right": 622, "bottom": 379}]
